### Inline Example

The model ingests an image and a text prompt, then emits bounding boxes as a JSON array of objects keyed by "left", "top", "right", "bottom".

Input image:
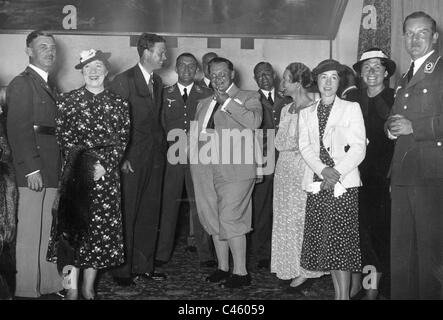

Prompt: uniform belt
[{"left": 33, "top": 125, "right": 56, "bottom": 135}]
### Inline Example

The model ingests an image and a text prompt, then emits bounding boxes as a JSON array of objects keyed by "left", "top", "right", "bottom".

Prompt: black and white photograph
[{"left": 0, "top": 0, "right": 443, "bottom": 305}]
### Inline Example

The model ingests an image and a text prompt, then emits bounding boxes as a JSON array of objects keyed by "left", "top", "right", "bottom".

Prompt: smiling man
[
  {"left": 190, "top": 57, "right": 262, "bottom": 289},
  {"left": 6, "top": 30, "right": 63, "bottom": 298},
  {"left": 386, "top": 11, "right": 443, "bottom": 300},
  {"left": 156, "top": 53, "right": 215, "bottom": 268},
  {"left": 109, "top": 33, "right": 168, "bottom": 286},
  {"left": 249, "top": 62, "right": 291, "bottom": 270}
]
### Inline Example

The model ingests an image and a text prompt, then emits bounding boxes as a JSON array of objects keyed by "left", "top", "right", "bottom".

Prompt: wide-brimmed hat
[
  {"left": 312, "top": 59, "right": 346, "bottom": 78},
  {"left": 353, "top": 48, "right": 396, "bottom": 77},
  {"left": 75, "top": 49, "right": 111, "bottom": 70}
]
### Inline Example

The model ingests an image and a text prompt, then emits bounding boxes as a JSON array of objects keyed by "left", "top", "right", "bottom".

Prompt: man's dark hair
[
  {"left": 137, "top": 33, "right": 166, "bottom": 58},
  {"left": 26, "top": 30, "right": 55, "bottom": 47},
  {"left": 208, "top": 57, "right": 234, "bottom": 73},
  {"left": 253, "top": 62, "right": 273, "bottom": 76},
  {"left": 403, "top": 11, "right": 437, "bottom": 34},
  {"left": 176, "top": 52, "right": 198, "bottom": 66}
]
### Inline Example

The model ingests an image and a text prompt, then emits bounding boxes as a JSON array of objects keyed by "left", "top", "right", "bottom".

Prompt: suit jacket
[
  {"left": 110, "top": 65, "right": 166, "bottom": 164},
  {"left": 190, "top": 84, "right": 262, "bottom": 181},
  {"left": 299, "top": 96, "right": 366, "bottom": 190},
  {"left": 389, "top": 51, "right": 443, "bottom": 186},
  {"left": 6, "top": 67, "right": 60, "bottom": 187},
  {"left": 161, "top": 82, "right": 212, "bottom": 138}
]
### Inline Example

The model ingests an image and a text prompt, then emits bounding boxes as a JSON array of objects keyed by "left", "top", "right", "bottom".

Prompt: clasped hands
[
  {"left": 320, "top": 167, "right": 341, "bottom": 191},
  {"left": 386, "top": 114, "right": 413, "bottom": 138}
]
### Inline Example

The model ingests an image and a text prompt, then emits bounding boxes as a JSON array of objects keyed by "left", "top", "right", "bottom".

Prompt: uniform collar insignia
[
  {"left": 167, "top": 85, "right": 175, "bottom": 93},
  {"left": 195, "top": 85, "right": 202, "bottom": 93}
]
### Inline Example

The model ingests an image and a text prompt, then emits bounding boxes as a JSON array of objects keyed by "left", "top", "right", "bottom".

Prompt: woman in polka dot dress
[{"left": 298, "top": 59, "right": 366, "bottom": 300}]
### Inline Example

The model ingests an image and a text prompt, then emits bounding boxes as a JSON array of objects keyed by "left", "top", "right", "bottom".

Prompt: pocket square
[{"left": 233, "top": 98, "right": 244, "bottom": 105}]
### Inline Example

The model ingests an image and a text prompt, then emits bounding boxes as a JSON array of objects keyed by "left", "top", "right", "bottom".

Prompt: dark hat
[
  {"left": 353, "top": 48, "right": 396, "bottom": 77},
  {"left": 312, "top": 59, "right": 345, "bottom": 78},
  {"left": 75, "top": 49, "right": 111, "bottom": 70}
]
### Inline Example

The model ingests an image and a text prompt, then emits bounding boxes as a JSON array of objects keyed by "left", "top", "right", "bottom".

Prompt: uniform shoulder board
[
  {"left": 164, "top": 84, "right": 175, "bottom": 93},
  {"left": 194, "top": 84, "right": 203, "bottom": 93}
]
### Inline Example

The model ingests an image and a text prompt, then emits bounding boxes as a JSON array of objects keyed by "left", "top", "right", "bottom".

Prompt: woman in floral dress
[
  {"left": 47, "top": 49, "right": 130, "bottom": 300},
  {"left": 271, "top": 63, "right": 323, "bottom": 287}
]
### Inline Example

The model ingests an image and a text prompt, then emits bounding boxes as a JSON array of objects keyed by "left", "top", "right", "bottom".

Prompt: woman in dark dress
[
  {"left": 47, "top": 49, "right": 130, "bottom": 300},
  {"left": 349, "top": 48, "right": 396, "bottom": 300}
]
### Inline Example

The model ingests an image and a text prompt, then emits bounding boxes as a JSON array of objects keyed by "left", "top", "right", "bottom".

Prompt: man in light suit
[
  {"left": 109, "top": 33, "right": 168, "bottom": 285},
  {"left": 386, "top": 11, "right": 443, "bottom": 300},
  {"left": 190, "top": 57, "right": 262, "bottom": 288},
  {"left": 6, "top": 30, "right": 62, "bottom": 297},
  {"left": 156, "top": 52, "right": 216, "bottom": 268},
  {"left": 249, "top": 62, "right": 291, "bottom": 270}
]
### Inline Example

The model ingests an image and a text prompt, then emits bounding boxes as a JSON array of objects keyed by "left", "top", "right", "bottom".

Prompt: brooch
[{"left": 167, "top": 98, "right": 176, "bottom": 108}]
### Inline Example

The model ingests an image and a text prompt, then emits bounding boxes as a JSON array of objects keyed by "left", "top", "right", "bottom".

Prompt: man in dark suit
[
  {"left": 156, "top": 53, "right": 216, "bottom": 268},
  {"left": 249, "top": 62, "right": 291, "bottom": 270},
  {"left": 6, "top": 30, "right": 62, "bottom": 297},
  {"left": 386, "top": 11, "right": 443, "bottom": 300},
  {"left": 197, "top": 52, "right": 218, "bottom": 89},
  {"left": 190, "top": 57, "right": 262, "bottom": 288},
  {"left": 109, "top": 33, "right": 168, "bottom": 285}
]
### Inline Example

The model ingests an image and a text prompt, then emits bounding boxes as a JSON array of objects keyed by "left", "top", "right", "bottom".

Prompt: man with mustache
[
  {"left": 6, "top": 30, "right": 63, "bottom": 298},
  {"left": 386, "top": 11, "right": 443, "bottom": 299}
]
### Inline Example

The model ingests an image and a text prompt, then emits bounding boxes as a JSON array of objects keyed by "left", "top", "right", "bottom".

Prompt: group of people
[{"left": 0, "top": 10, "right": 442, "bottom": 300}]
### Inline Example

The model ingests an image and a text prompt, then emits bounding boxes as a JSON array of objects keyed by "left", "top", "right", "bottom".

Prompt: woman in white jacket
[{"left": 298, "top": 59, "right": 366, "bottom": 300}]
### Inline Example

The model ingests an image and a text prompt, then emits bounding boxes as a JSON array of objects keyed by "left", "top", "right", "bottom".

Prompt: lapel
[
  {"left": 227, "top": 83, "right": 240, "bottom": 99},
  {"left": 133, "top": 65, "right": 150, "bottom": 97},
  {"left": 196, "top": 96, "right": 213, "bottom": 128},
  {"left": 324, "top": 97, "right": 346, "bottom": 141},
  {"left": 407, "top": 51, "right": 441, "bottom": 89},
  {"left": 25, "top": 67, "right": 56, "bottom": 102}
]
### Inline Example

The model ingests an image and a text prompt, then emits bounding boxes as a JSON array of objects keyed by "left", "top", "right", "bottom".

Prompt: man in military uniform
[
  {"left": 249, "top": 62, "right": 291, "bottom": 270},
  {"left": 156, "top": 53, "right": 216, "bottom": 268},
  {"left": 6, "top": 30, "right": 62, "bottom": 297},
  {"left": 386, "top": 11, "right": 443, "bottom": 300}
]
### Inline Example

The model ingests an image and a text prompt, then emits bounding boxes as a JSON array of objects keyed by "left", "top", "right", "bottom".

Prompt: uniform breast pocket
[{"left": 413, "top": 86, "right": 435, "bottom": 113}]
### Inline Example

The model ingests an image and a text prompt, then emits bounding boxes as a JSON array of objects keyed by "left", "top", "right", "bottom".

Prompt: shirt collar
[
  {"left": 413, "top": 50, "right": 435, "bottom": 74},
  {"left": 260, "top": 88, "right": 275, "bottom": 100},
  {"left": 177, "top": 82, "right": 194, "bottom": 95},
  {"left": 203, "top": 77, "right": 211, "bottom": 87},
  {"left": 29, "top": 64, "right": 48, "bottom": 82},
  {"left": 138, "top": 62, "right": 152, "bottom": 85}
]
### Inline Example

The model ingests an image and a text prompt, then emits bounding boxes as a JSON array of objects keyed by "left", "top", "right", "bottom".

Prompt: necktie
[
  {"left": 206, "top": 102, "right": 220, "bottom": 129},
  {"left": 407, "top": 62, "right": 415, "bottom": 83},
  {"left": 267, "top": 92, "right": 274, "bottom": 105},
  {"left": 182, "top": 87, "right": 188, "bottom": 103},
  {"left": 148, "top": 76, "right": 154, "bottom": 102}
]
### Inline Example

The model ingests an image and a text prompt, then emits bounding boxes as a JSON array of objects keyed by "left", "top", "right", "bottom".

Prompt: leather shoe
[
  {"left": 154, "top": 260, "right": 168, "bottom": 267},
  {"left": 134, "top": 272, "right": 167, "bottom": 282},
  {"left": 113, "top": 276, "right": 136, "bottom": 287},
  {"left": 219, "top": 274, "right": 251, "bottom": 289},
  {"left": 257, "top": 259, "right": 270, "bottom": 270},
  {"left": 206, "top": 269, "right": 230, "bottom": 283},
  {"left": 200, "top": 260, "right": 218, "bottom": 268}
]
